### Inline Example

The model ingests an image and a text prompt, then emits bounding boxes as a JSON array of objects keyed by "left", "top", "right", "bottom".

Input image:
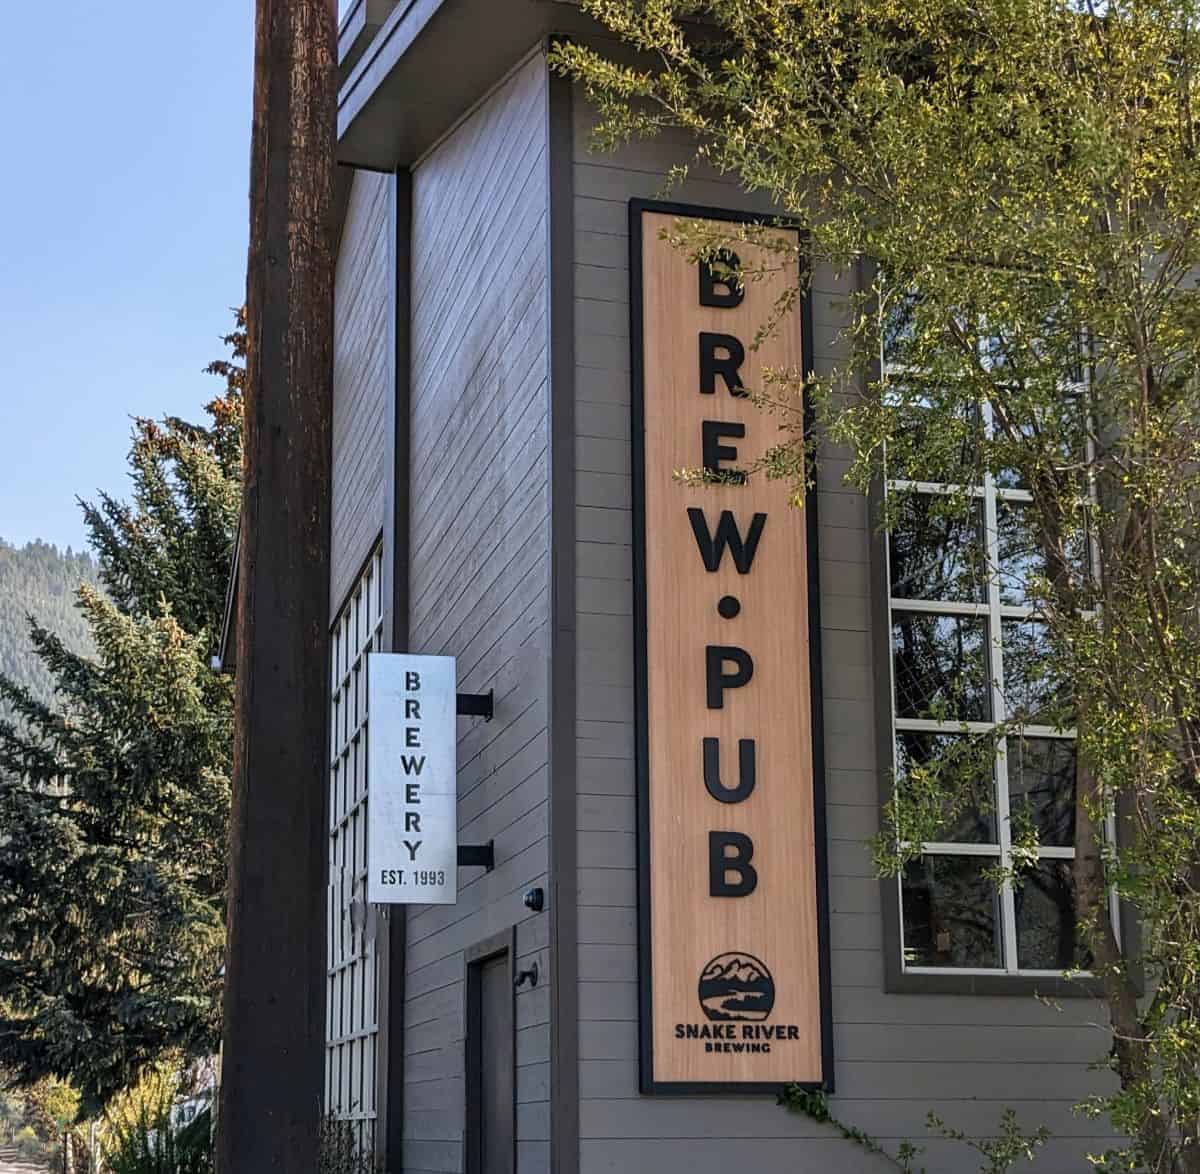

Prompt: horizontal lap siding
[
  {"left": 332, "top": 171, "right": 390, "bottom": 618},
  {"left": 406, "top": 53, "right": 551, "bottom": 1174},
  {"left": 569, "top": 90, "right": 1116, "bottom": 1173}
]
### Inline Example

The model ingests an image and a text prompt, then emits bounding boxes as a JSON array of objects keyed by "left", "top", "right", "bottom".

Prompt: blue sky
[{"left": 0, "top": 1, "right": 255, "bottom": 552}]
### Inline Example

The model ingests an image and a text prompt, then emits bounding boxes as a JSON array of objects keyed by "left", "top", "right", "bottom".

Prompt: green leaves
[
  {"left": 556, "top": 3, "right": 1200, "bottom": 1168},
  {"left": 0, "top": 311, "right": 241, "bottom": 1116},
  {"left": 104, "top": 1088, "right": 212, "bottom": 1174}
]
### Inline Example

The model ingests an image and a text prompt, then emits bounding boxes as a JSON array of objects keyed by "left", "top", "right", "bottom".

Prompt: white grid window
[
  {"left": 326, "top": 545, "right": 384, "bottom": 1149},
  {"left": 883, "top": 355, "right": 1114, "bottom": 977}
]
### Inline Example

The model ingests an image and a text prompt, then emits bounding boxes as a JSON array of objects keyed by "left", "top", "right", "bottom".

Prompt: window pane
[
  {"left": 883, "top": 396, "right": 982, "bottom": 484},
  {"left": 882, "top": 287, "right": 922, "bottom": 364},
  {"left": 895, "top": 731, "right": 996, "bottom": 843},
  {"left": 902, "top": 856, "right": 1003, "bottom": 969},
  {"left": 993, "top": 388, "right": 1088, "bottom": 490},
  {"left": 888, "top": 496, "right": 986, "bottom": 602},
  {"left": 996, "top": 500, "right": 1042, "bottom": 606},
  {"left": 996, "top": 500, "right": 1089, "bottom": 607},
  {"left": 892, "top": 613, "right": 992, "bottom": 722},
  {"left": 1008, "top": 738, "right": 1076, "bottom": 848},
  {"left": 1014, "top": 860, "right": 1088, "bottom": 970},
  {"left": 1001, "top": 619, "right": 1072, "bottom": 725}
]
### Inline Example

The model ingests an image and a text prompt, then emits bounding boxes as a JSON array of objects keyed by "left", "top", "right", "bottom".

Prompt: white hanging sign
[{"left": 367, "top": 653, "right": 457, "bottom": 905}]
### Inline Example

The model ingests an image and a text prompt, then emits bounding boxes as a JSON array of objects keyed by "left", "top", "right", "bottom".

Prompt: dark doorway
[{"left": 466, "top": 933, "right": 515, "bottom": 1174}]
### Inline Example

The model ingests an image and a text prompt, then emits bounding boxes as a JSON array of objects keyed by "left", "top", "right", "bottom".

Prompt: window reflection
[
  {"left": 895, "top": 731, "right": 996, "bottom": 843},
  {"left": 996, "top": 500, "right": 1043, "bottom": 606},
  {"left": 1001, "top": 619, "right": 1071, "bottom": 725},
  {"left": 889, "top": 496, "right": 986, "bottom": 603},
  {"left": 892, "top": 613, "right": 991, "bottom": 722},
  {"left": 996, "top": 500, "right": 1088, "bottom": 607},
  {"left": 902, "top": 856, "right": 1003, "bottom": 968},
  {"left": 1008, "top": 738, "right": 1076, "bottom": 848},
  {"left": 882, "top": 288, "right": 922, "bottom": 364},
  {"left": 1014, "top": 860, "right": 1088, "bottom": 970},
  {"left": 882, "top": 392, "right": 982, "bottom": 483}
]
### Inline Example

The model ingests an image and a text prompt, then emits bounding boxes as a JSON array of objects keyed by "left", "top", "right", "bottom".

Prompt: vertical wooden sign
[{"left": 631, "top": 201, "right": 831, "bottom": 1092}]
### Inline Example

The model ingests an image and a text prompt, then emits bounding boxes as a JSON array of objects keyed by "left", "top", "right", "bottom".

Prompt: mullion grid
[
  {"left": 886, "top": 401, "right": 1083, "bottom": 977},
  {"left": 325, "top": 545, "right": 384, "bottom": 1150}
]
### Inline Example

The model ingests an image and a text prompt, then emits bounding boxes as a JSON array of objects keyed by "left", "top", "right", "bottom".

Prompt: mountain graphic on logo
[{"left": 697, "top": 952, "right": 776, "bottom": 1022}]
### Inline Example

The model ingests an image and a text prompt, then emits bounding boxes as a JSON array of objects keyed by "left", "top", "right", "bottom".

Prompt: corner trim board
[
  {"left": 547, "top": 63, "right": 581, "bottom": 1174},
  {"left": 380, "top": 165, "right": 413, "bottom": 1170}
]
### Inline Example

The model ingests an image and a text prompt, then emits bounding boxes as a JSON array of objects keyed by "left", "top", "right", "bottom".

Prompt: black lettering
[
  {"left": 405, "top": 783, "right": 421, "bottom": 803},
  {"left": 699, "top": 332, "right": 746, "bottom": 396},
  {"left": 405, "top": 727, "right": 421, "bottom": 748},
  {"left": 405, "top": 812, "right": 421, "bottom": 832},
  {"left": 706, "top": 645, "right": 754, "bottom": 709},
  {"left": 405, "top": 698, "right": 421, "bottom": 719},
  {"left": 675, "top": 1025, "right": 686, "bottom": 1039},
  {"left": 687, "top": 508, "right": 767, "bottom": 574},
  {"left": 405, "top": 671, "right": 421, "bottom": 690},
  {"left": 709, "top": 831, "right": 758, "bottom": 896},
  {"left": 400, "top": 755, "right": 425, "bottom": 775},
  {"left": 403, "top": 840, "right": 422, "bottom": 861},
  {"left": 703, "top": 737, "right": 757, "bottom": 803},
  {"left": 699, "top": 249, "right": 744, "bottom": 308},
  {"left": 701, "top": 420, "right": 746, "bottom": 483},
  {"left": 788, "top": 1026, "right": 800, "bottom": 1040}
]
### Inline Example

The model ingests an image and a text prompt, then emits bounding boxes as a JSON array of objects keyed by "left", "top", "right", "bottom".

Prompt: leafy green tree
[
  {"left": 102, "top": 1062, "right": 213, "bottom": 1174},
  {"left": 554, "top": 4, "right": 1200, "bottom": 1169},
  {"left": 0, "top": 313, "right": 243, "bottom": 1116}
]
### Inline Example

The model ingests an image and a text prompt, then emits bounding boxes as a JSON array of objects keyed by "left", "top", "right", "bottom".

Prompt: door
[{"left": 466, "top": 939, "right": 514, "bottom": 1174}]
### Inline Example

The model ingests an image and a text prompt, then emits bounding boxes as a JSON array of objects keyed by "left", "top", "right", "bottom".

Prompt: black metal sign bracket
[
  {"left": 455, "top": 693, "right": 493, "bottom": 868},
  {"left": 456, "top": 690, "right": 494, "bottom": 721},
  {"left": 457, "top": 841, "right": 495, "bottom": 871}
]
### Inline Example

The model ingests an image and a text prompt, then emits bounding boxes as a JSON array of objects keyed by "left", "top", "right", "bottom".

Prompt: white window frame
[
  {"left": 884, "top": 381, "right": 1119, "bottom": 978},
  {"left": 325, "top": 545, "right": 385, "bottom": 1149}
]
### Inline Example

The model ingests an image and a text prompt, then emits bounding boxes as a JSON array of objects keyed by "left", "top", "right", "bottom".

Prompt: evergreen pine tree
[
  {"left": 0, "top": 541, "right": 100, "bottom": 714},
  {"left": 0, "top": 312, "right": 243, "bottom": 1114}
]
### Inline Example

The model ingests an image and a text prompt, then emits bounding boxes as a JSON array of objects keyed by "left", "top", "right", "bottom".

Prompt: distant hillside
[{"left": 0, "top": 539, "right": 100, "bottom": 709}]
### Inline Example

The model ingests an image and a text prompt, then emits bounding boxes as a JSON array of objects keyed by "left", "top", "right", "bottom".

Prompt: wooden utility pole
[{"left": 218, "top": 1, "right": 336, "bottom": 1169}]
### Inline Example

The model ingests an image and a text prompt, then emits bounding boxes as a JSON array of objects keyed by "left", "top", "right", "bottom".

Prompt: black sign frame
[{"left": 629, "top": 198, "right": 834, "bottom": 1095}]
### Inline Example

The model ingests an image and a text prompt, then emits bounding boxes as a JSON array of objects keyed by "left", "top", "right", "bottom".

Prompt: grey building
[{"left": 323, "top": 1, "right": 1117, "bottom": 1169}]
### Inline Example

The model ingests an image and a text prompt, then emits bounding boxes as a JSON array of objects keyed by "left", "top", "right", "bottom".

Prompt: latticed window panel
[
  {"left": 883, "top": 387, "right": 1110, "bottom": 976},
  {"left": 325, "top": 545, "right": 384, "bottom": 1153}
]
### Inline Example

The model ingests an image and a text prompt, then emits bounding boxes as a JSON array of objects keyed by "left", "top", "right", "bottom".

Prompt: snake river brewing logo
[
  {"left": 699, "top": 952, "right": 775, "bottom": 1021},
  {"left": 673, "top": 952, "right": 801, "bottom": 1055}
]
